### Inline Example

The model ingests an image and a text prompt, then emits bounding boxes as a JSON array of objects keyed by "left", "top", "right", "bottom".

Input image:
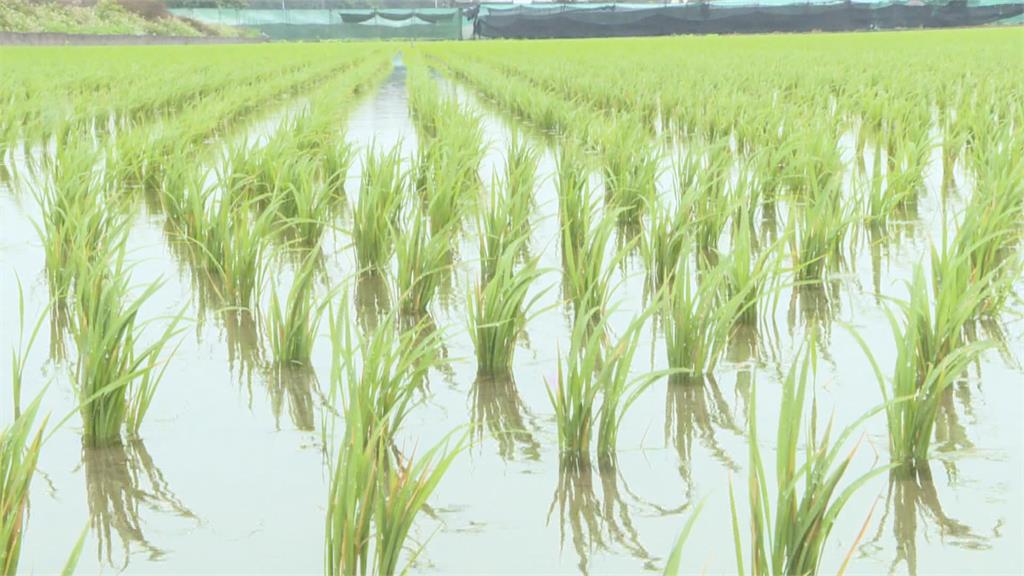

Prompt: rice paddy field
[{"left": 1, "top": 27, "right": 1022, "bottom": 575}]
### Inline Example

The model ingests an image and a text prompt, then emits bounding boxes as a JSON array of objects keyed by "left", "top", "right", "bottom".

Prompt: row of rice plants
[
  {"left": 1, "top": 44, "right": 388, "bottom": 148},
  {"left": 326, "top": 299, "right": 463, "bottom": 574},
  {"left": 422, "top": 38, "right": 1023, "bottom": 574}
]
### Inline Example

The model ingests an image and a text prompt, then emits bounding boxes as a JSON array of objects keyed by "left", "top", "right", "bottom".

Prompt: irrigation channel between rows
[{"left": 1, "top": 52, "right": 1022, "bottom": 574}]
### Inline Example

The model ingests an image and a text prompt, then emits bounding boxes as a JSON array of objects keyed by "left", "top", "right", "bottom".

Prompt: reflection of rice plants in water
[
  {"left": 861, "top": 465, "right": 993, "bottom": 576},
  {"left": 470, "top": 374, "right": 541, "bottom": 461},
  {"left": 222, "top": 308, "right": 262, "bottom": 378},
  {"left": 81, "top": 438, "right": 198, "bottom": 568},
  {"left": 266, "top": 365, "right": 320, "bottom": 432},
  {"left": 354, "top": 270, "right": 393, "bottom": 334},
  {"left": 664, "top": 374, "right": 741, "bottom": 487},
  {"left": 548, "top": 459, "right": 667, "bottom": 574}
]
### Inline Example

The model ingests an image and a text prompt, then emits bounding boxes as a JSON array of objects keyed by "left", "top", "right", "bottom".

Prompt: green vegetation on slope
[{"left": 0, "top": 0, "right": 253, "bottom": 37}]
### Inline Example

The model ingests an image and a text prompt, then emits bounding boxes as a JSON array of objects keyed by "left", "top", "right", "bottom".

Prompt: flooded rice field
[{"left": 2, "top": 32, "right": 1023, "bottom": 575}]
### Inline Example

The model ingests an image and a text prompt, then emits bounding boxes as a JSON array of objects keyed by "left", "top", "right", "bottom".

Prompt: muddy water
[{"left": 2, "top": 57, "right": 1022, "bottom": 575}]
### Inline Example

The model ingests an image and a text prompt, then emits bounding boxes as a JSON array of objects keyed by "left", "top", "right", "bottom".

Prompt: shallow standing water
[{"left": 2, "top": 54, "right": 1022, "bottom": 575}]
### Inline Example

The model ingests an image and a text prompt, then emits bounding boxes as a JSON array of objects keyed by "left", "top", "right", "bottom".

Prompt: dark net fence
[{"left": 475, "top": 1, "right": 1024, "bottom": 38}]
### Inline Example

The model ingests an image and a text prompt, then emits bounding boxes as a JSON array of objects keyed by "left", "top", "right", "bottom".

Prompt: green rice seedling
[
  {"left": 678, "top": 139, "right": 732, "bottom": 255},
  {"left": 396, "top": 204, "right": 452, "bottom": 317},
  {"left": 0, "top": 395, "right": 46, "bottom": 575},
  {"left": 858, "top": 133, "right": 921, "bottom": 230},
  {"left": 853, "top": 263, "right": 992, "bottom": 469},
  {"left": 947, "top": 137, "right": 1023, "bottom": 315},
  {"left": 406, "top": 57, "right": 444, "bottom": 139},
  {"left": 264, "top": 254, "right": 325, "bottom": 367},
  {"left": 329, "top": 297, "right": 442, "bottom": 451},
  {"left": 326, "top": 291, "right": 461, "bottom": 573},
  {"left": 325, "top": 405, "right": 378, "bottom": 574},
  {"left": 556, "top": 144, "right": 591, "bottom": 265},
  {"left": 788, "top": 175, "right": 853, "bottom": 283},
  {"left": 566, "top": 213, "right": 630, "bottom": 323},
  {"left": 663, "top": 499, "right": 706, "bottom": 576},
  {"left": 158, "top": 158, "right": 208, "bottom": 240},
  {"left": 778, "top": 121, "right": 844, "bottom": 200},
  {"left": 60, "top": 527, "right": 88, "bottom": 576},
  {"left": 478, "top": 175, "right": 518, "bottom": 284},
  {"left": 220, "top": 140, "right": 276, "bottom": 203},
  {"left": 664, "top": 253, "right": 744, "bottom": 379},
  {"left": 353, "top": 144, "right": 405, "bottom": 271},
  {"left": 364, "top": 432, "right": 463, "bottom": 576},
  {"left": 182, "top": 183, "right": 277, "bottom": 312},
  {"left": 724, "top": 208, "right": 784, "bottom": 328},
  {"left": 408, "top": 73, "right": 485, "bottom": 218},
  {"left": 437, "top": 104, "right": 486, "bottom": 195},
  {"left": 926, "top": 236, "right": 999, "bottom": 367},
  {"left": 504, "top": 131, "right": 540, "bottom": 216},
  {"left": 643, "top": 199, "right": 688, "bottom": 292},
  {"left": 271, "top": 156, "right": 333, "bottom": 248},
  {"left": 415, "top": 143, "right": 466, "bottom": 237},
  {"left": 469, "top": 239, "right": 546, "bottom": 377},
  {"left": 747, "top": 144, "right": 784, "bottom": 213},
  {"left": 885, "top": 116, "right": 931, "bottom": 213},
  {"left": 887, "top": 145, "right": 925, "bottom": 217},
  {"left": 859, "top": 144, "right": 895, "bottom": 228},
  {"left": 321, "top": 138, "right": 355, "bottom": 199},
  {"left": 480, "top": 138, "right": 537, "bottom": 274},
  {"left": 72, "top": 247, "right": 185, "bottom": 446},
  {"left": 546, "top": 296, "right": 659, "bottom": 464},
  {"left": 725, "top": 210, "right": 758, "bottom": 325},
  {"left": 547, "top": 305, "right": 603, "bottom": 463},
  {"left": 491, "top": 135, "right": 540, "bottom": 263},
  {"left": 559, "top": 181, "right": 630, "bottom": 320},
  {"left": 10, "top": 279, "right": 47, "bottom": 418},
  {"left": 325, "top": 406, "right": 463, "bottom": 576},
  {"left": 283, "top": 111, "right": 358, "bottom": 203},
  {"left": 594, "top": 304, "right": 661, "bottom": 464},
  {"left": 601, "top": 118, "right": 658, "bottom": 226},
  {"left": 34, "top": 142, "right": 124, "bottom": 303},
  {"left": 939, "top": 108, "right": 969, "bottom": 183},
  {"left": 416, "top": 115, "right": 485, "bottom": 236},
  {"left": 729, "top": 338, "right": 886, "bottom": 576}
]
